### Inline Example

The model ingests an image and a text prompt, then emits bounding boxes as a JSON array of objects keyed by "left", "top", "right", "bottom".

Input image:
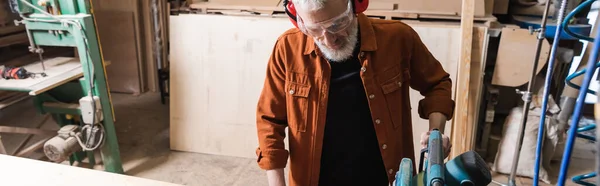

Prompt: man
[{"left": 255, "top": 0, "right": 455, "bottom": 185}]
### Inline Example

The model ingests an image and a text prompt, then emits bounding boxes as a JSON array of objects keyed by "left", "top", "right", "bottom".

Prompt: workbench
[{"left": 0, "top": 154, "right": 182, "bottom": 186}]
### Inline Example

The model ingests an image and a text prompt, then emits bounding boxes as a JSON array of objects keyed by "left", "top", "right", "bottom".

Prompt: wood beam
[{"left": 450, "top": 0, "right": 475, "bottom": 159}]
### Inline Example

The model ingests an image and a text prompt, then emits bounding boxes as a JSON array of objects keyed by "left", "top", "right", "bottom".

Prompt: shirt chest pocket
[
  {"left": 380, "top": 69, "right": 409, "bottom": 130},
  {"left": 285, "top": 81, "right": 311, "bottom": 133}
]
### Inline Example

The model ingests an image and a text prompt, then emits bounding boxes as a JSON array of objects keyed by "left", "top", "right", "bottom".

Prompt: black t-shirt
[{"left": 317, "top": 34, "right": 389, "bottom": 186}]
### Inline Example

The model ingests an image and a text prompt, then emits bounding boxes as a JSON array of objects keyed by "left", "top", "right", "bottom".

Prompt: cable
[
  {"left": 75, "top": 124, "right": 105, "bottom": 151},
  {"left": 562, "top": 0, "right": 599, "bottom": 95},
  {"left": 557, "top": 19, "right": 600, "bottom": 186},
  {"left": 563, "top": 0, "right": 597, "bottom": 42},
  {"left": 565, "top": 60, "right": 600, "bottom": 95}
]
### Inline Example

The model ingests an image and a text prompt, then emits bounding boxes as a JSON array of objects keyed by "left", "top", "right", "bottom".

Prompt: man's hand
[
  {"left": 420, "top": 130, "right": 451, "bottom": 159},
  {"left": 266, "top": 169, "right": 286, "bottom": 186}
]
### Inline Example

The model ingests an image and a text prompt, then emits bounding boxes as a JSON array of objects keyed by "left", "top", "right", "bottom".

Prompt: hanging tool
[
  {"left": 395, "top": 129, "right": 492, "bottom": 186},
  {"left": 0, "top": 66, "right": 47, "bottom": 80}
]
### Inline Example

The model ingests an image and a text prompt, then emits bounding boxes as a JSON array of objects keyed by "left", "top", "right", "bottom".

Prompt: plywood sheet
[
  {"left": 370, "top": 0, "right": 485, "bottom": 16},
  {"left": 491, "top": 27, "right": 550, "bottom": 87},
  {"left": 0, "top": 154, "right": 183, "bottom": 186},
  {"left": 95, "top": 10, "right": 142, "bottom": 94},
  {"left": 169, "top": 14, "right": 292, "bottom": 158},
  {"left": 169, "top": 14, "right": 487, "bottom": 163}
]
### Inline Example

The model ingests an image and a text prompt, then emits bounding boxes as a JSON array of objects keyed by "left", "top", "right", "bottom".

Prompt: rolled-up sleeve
[
  {"left": 255, "top": 38, "right": 289, "bottom": 170},
  {"left": 406, "top": 27, "right": 455, "bottom": 120}
]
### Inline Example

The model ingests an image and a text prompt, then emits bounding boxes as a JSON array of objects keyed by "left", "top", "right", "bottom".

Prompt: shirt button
[
  {"left": 289, "top": 89, "right": 295, "bottom": 94},
  {"left": 388, "top": 169, "right": 394, "bottom": 175},
  {"left": 361, "top": 67, "right": 366, "bottom": 72},
  {"left": 375, "top": 119, "right": 381, "bottom": 124},
  {"left": 369, "top": 94, "right": 375, "bottom": 99},
  {"left": 382, "top": 144, "right": 387, "bottom": 149}
]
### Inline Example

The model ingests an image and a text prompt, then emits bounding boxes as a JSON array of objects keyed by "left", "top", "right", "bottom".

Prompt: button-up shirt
[{"left": 255, "top": 13, "right": 455, "bottom": 186}]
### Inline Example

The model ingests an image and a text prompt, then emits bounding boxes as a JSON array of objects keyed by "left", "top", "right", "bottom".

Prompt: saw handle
[{"left": 427, "top": 129, "right": 445, "bottom": 186}]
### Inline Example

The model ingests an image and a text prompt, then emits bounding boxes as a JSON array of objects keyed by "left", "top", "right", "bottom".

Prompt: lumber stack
[
  {"left": 172, "top": 0, "right": 498, "bottom": 22},
  {"left": 168, "top": 0, "right": 495, "bottom": 165}
]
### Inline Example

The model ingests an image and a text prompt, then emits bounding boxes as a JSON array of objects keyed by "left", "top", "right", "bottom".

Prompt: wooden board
[
  {"left": 449, "top": 0, "right": 475, "bottom": 159},
  {"left": 491, "top": 27, "right": 550, "bottom": 87},
  {"left": 196, "top": 0, "right": 487, "bottom": 16},
  {"left": 169, "top": 14, "right": 490, "bottom": 162},
  {"left": 0, "top": 32, "right": 28, "bottom": 48},
  {"left": 95, "top": 10, "right": 143, "bottom": 94},
  {"left": 0, "top": 154, "right": 183, "bottom": 186},
  {"left": 0, "top": 57, "right": 82, "bottom": 95},
  {"left": 92, "top": 0, "right": 148, "bottom": 94},
  {"left": 188, "top": 1, "right": 497, "bottom": 22}
]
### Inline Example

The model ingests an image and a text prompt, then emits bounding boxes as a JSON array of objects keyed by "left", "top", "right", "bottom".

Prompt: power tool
[
  {"left": 395, "top": 129, "right": 492, "bottom": 186},
  {"left": 0, "top": 66, "right": 47, "bottom": 80}
]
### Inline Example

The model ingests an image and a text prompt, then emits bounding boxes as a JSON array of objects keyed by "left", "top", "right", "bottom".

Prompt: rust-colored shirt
[{"left": 255, "top": 13, "right": 455, "bottom": 186}]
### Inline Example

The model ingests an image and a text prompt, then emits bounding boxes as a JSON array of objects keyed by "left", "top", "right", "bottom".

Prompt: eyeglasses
[{"left": 296, "top": 1, "right": 355, "bottom": 38}]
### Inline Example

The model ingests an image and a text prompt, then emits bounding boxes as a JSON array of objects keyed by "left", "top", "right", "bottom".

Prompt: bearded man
[{"left": 254, "top": 0, "right": 455, "bottom": 185}]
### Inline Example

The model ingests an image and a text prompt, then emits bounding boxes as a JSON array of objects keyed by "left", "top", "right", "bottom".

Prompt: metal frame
[{"left": 0, "top": 0, "right": 124, "bottom": 173}]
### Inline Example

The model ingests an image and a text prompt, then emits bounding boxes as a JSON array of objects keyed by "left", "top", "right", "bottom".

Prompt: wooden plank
[
  {"left": 188, "top": 2, "right": 497, "bottom": 22},
  {"left": 0, "top": 126, "right": 55, "bottom": 136},
  {"left": 0, "top": 92, "right": 28, "bottom": 110},
  {"left": 0, "top": 25, "right": 25, "bottom": 36},
  {"left": 467, "top": 26, "right": 488, "bottom": 157},
  {"left": 390, "top": 0, "right": 485, "bottom": 17},
  {"left": 0, "top": 32, "right": 28, "bottom": 48},
  {"left": 142, "top": 0, "right": 158, "bottom": 92},
  {"left": 450, "top": 0, "right": 475, "bottom": 159}
]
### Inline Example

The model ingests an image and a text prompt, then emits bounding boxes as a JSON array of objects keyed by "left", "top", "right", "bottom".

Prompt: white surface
[{"left": 0, "top": 154, "right": 182, "bottom": 186}]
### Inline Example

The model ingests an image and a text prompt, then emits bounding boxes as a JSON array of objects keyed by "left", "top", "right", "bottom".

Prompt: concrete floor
[{"left": 0, "top": 92, "right": 596, "bottom": 186}]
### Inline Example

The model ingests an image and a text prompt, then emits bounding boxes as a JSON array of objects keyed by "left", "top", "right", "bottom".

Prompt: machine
[
  {"left": 1, "top": 0, "right": 124, "bottom": 173},
  {"left": 395, "top": 129, "right": 492, "bottom": 186}
]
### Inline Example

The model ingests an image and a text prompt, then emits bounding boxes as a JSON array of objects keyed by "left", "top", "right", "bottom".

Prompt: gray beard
[{"left": 315, "top": 21, "right": 359, "bottom": 63}]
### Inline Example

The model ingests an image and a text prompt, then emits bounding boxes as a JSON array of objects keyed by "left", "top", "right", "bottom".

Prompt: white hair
[{"left": 291, "top": 0, "right": 328, "bottom": 10}]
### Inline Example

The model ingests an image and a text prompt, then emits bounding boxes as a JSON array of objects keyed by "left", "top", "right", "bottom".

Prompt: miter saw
[{"left": 395, "top": 129, "right": 492, "bottom": 186}]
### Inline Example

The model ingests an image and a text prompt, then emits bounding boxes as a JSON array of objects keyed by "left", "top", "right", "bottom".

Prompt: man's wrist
[{"left": 428, "top": 112, "right": 447, "bottom": 133}]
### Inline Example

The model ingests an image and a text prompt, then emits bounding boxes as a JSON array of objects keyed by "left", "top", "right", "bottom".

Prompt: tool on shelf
[{"left": 0, "top": 66, "right": 47, "bottom": 80}]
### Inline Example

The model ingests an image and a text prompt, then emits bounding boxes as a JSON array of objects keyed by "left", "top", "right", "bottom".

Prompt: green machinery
[{"left": 3, "top": 0, "right": 123, "bottom": 173}]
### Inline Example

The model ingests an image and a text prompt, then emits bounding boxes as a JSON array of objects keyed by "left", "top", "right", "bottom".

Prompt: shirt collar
[{"left": 303, "top": 13, "right": 378, "bottom": 55}]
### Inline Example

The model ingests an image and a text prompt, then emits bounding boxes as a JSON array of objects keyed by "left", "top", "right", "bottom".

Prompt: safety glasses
[{"left": 296, "top": 1, "right": 355, "bottom": 38}]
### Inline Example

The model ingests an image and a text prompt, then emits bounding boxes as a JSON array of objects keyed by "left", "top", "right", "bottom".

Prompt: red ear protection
[
  {"left": 353, "top": 0, "right": 369, "bottom": 14},
  {"left": 283, "top": 0, "right": 369, "bottom": 28}
]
